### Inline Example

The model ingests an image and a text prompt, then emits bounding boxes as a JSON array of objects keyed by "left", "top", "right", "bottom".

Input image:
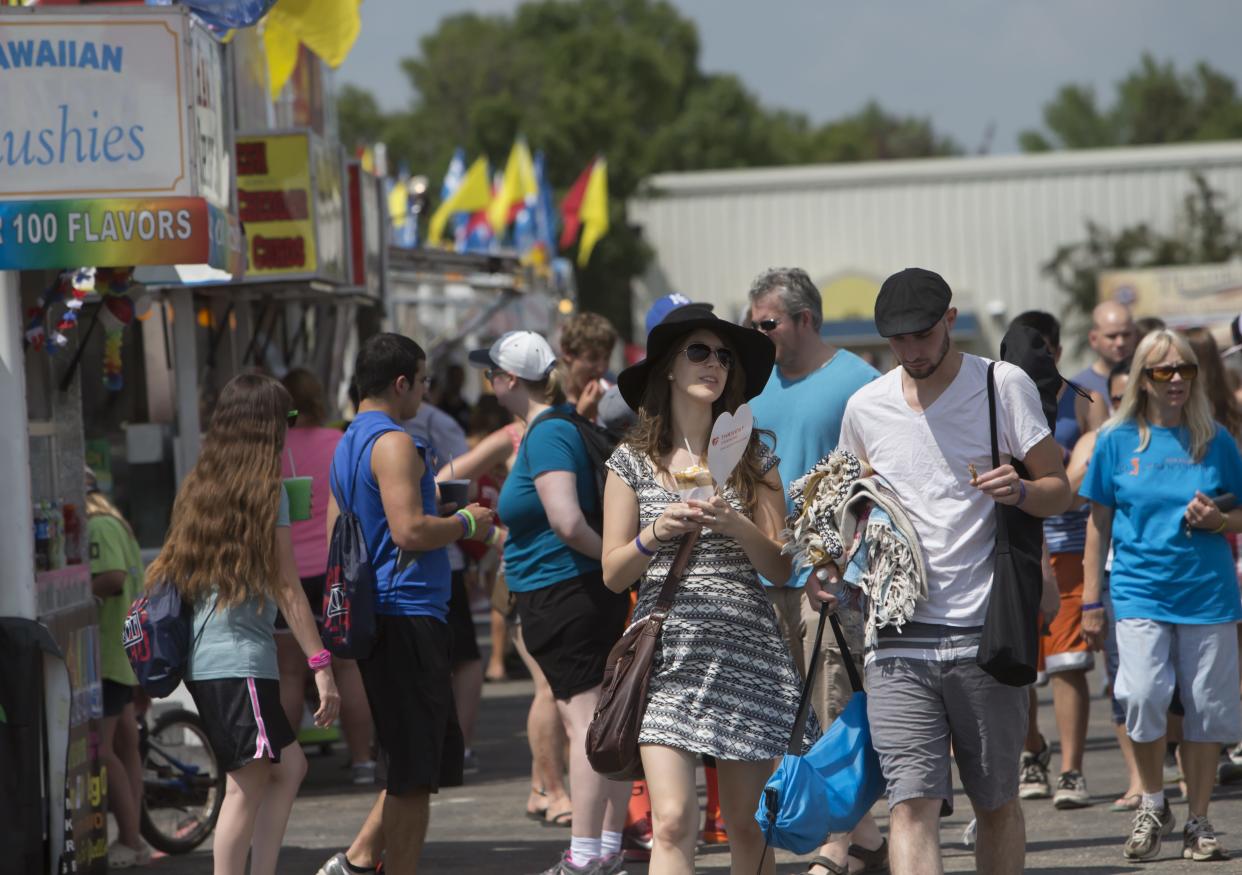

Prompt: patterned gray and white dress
[{"left": 606, "top": 441, "right": 816, "bottom": 761}]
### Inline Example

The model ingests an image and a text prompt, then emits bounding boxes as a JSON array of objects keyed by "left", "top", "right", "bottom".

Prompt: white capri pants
[{"left": 1113, "top": 618, "right": 1242, "bottom": 744}]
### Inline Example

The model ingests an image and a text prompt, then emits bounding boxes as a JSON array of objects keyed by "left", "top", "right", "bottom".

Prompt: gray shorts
[
  {"left": 1114, "top": 618, "right": 1242, "bottom": 744},
  {"left": 866, "top": 635, "right": 1029, "bottom": 815}
]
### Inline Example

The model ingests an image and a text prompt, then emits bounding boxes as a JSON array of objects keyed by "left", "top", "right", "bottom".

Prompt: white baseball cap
[{"left": 468, "top": 330, "right": 557, "bottom": 381}]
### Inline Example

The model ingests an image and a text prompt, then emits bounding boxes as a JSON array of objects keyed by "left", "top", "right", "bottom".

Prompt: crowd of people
[{"left": 93, "top": 267, "right": 1242, "bottom": 875}]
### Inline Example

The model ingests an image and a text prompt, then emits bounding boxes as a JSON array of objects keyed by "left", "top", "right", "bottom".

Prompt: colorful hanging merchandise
[
  {"left": 23, "top": 269, "right": 92, "bottom": 354},
  {"left": 96, "top": 269, "right": 144, "bottom": 391}
]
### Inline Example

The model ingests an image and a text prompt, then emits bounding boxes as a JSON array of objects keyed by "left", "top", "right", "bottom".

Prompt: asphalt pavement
[{"left": 137, "top": 652, "right": 1241, "bottom": 875}]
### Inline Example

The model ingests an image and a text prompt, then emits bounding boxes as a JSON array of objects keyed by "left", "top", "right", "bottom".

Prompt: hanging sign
[
  {"left": 0, "top": 6, "right": 230, "bottom": 206},
  {"left": 237, "top": 130, "right": 348, "bottom": 283},
  {"left": 0, "top": 197, "right": 236, "bottom": 270}
]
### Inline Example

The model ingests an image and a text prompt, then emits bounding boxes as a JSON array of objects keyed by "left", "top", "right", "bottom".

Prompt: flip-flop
[
  {"left": 1109, "top": 794, "right": 1141, "bottom": 812},
  {"left": 541, "top": 809, "right": 573, "bottom": 828},
  {"left": 525, "top": 808, "right": 549, "bottom": 822}
]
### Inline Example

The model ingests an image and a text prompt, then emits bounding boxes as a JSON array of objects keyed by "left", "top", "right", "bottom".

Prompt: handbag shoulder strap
[
  {"left": 785, "top": 605, "right": 863, "bottom": 754},
  {"left": 986, "top": 362, "right": 1011, "bottom": 550},
  {"left": 651, "top": 530, "right": 700, "bottom": 616},
  {"left": 986, "top": 362, "right": 1000, "bottom": 470}
]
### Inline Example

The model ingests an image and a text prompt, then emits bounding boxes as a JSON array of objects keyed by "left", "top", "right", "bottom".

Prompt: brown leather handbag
[{"left": 586, "top": 531, "right": 699, "bottom": 780}]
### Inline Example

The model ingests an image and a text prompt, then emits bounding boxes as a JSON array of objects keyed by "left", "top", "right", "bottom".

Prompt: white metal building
[{"left": 629, "top": 141, "right": 1242, "bottom": 363}]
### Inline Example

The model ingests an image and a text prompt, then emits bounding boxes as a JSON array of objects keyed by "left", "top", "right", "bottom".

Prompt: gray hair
[{"left": 747, "top": 268, "right": 823, "bottom": 331}]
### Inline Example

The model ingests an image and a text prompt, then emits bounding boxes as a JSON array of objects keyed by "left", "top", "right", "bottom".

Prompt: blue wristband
[
  {"left": 634, "top": 534, "right": 656, "bottom": 557},
  {"left": 1081, "top": 601, "right": 1104, "bottom": 612}
]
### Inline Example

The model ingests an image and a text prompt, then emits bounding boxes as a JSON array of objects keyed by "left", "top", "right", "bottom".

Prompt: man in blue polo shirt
[{"left": 747, "top": 267, "right": 883, "bottom": 875}]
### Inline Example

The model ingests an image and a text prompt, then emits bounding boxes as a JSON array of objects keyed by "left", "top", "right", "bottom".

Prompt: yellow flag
[
  {"left": 428, "top": 158, "right": 493, "bottom": 245},
  {"left": 577, "top": 158, "right": 609, "bottom": 267},
  {"left": 262, "top": 20, "right": 301, "bottom": 100},
  {"left": 486, "top": 139, "right": 537, "bottom": 234},
  {"left": 388, "top": 182, "right": 409, "bottom": 229},
  {"left": 264, "top": 0, "right": 362, "bottom": 97}
]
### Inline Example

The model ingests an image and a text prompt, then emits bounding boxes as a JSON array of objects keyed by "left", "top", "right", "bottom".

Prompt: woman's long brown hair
[
  {"left": 146, "top": 373, "right": 292, "bottom": 607},
  {"left": 626, "top": 330, "right": 776, "bottom": 516}
]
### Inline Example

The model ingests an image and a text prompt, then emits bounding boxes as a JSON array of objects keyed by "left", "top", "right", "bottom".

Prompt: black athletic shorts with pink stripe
[{"left": 187, "top": 677, "right": 297, "bottom": 773}]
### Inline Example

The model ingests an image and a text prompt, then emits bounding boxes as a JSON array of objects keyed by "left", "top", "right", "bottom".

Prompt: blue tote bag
[{"left": 754, "top": 604, "right": 885, "bottom": 855}]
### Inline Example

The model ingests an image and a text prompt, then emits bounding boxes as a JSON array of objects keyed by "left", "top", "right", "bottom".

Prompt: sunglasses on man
[
  {"left": 680, "top": 343, "right": 734, "bottom": 370},
  {"left": 1144, "top": 364, "right": 1198, "bottom": 383}
]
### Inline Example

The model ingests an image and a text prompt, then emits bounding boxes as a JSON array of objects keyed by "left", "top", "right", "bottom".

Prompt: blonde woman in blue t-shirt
[
  {"left": 1082, "top": 330, "right": 1242, "bottom": 863},
  {"left": 146, "top": 374, "right": 340, "bottom": 875}
]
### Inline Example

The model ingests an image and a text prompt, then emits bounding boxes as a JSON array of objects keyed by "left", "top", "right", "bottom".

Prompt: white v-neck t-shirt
[{"left": 838, "top": 354, "right": 1050, "bottom": 627}]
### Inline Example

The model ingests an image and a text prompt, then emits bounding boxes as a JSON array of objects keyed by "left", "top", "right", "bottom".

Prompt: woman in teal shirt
[
  {"left": 1082, "top": 330, "right": 1242, "bottom": 863},
  {"left": 470, "top": 331, "right": 630, "bottom": 875}
]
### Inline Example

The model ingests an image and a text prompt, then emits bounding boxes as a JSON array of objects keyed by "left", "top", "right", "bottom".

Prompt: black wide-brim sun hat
[{"left": 617, "top": 303, "right": 775, "bottom": 410}]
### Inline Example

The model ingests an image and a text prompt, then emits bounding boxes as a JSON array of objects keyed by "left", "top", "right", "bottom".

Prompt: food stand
[{"left": 0, "top": 6, "right": 243, "bottom": 872}]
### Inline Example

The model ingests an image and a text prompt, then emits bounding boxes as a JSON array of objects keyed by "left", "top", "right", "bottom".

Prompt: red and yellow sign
[{"left": 237, "top": 133, "right": 317, "bottom": 277}]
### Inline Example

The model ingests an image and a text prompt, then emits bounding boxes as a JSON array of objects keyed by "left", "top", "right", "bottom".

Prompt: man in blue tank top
[
  {"left": 320, "top": 333, "right": 495, "bottom": 875},
  {"left": 1011, "top": 311, "right": 1098, "bottom": 812}
]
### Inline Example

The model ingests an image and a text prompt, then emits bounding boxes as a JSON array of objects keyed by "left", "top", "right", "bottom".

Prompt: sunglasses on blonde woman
[
  {"left": 1144, "top": 364, "right": 1198, "bottom": 382},
  {"left": 681, "top": 343, "right": 734, "bottom": 369}
]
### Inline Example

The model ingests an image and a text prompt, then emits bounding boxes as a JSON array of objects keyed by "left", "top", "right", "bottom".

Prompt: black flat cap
[{"left": 874, "top": 268, "right": 953, "bottom": 337}]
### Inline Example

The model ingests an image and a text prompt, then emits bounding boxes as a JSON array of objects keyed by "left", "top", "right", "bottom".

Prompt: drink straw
[{"left": 285, "top": 447, "right": 296, "bottom": 477}]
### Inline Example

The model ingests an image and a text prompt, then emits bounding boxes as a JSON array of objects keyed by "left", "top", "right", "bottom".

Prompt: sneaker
[
  {"left": 107, "top": 840, "right": 151, "bottom": 869},
  {"left": 1183, "top": 816, "right": 1229, "bottom": 861},
  {"left": 1123, "top": 799, "right": 1175, "bottom": 861},
  {"left": 463, "top": 749, "right": 480, "bottom": 775},
  {"left": 594, "top": 852, "right": 628, "bottom": 875},
  {"left": 621, "top": 817, "right": 653, "bottom": 862},
  {"left": 317, "top": 852, "right": 380, "bottom": 875},
  {"left": 1018, "top": 742, "right": 1052, "bottom": 799},
  {"left": 535, "top": 851, "right": 602, "bottom": 875},
  {"left": 351, "top": 760, "right": 378, "bottom": 785},
  {"left": 1053, "top": 770, "right": 1092, "bottom": 809}
]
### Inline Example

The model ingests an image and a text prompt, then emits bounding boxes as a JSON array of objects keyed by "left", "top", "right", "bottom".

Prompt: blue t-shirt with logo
[
  {"left": 498, "top": 405, "right": 601, "bottom": 592},
  {"left": 750, "top": 349, "right": 879, "bottom": 587},
  {"left": 331, "top": 411, "right": 451, "bottom": 620},
  {"left": 1081, "top": 421, "right": 1242, "bottom": 625}
]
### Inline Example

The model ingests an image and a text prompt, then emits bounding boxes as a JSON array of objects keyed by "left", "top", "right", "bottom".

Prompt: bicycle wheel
[{"left": 139, "top": 708, "right": 225, "bottom": 854}]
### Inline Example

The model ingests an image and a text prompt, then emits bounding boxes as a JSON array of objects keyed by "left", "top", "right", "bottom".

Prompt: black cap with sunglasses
[{"left": 616, "top": 304, "right": 775, "bottom": 410}]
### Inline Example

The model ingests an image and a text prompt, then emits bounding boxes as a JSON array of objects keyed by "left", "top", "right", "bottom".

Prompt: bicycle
[{"left": 138, "top": 707, "right": 225, "bottom": 854}]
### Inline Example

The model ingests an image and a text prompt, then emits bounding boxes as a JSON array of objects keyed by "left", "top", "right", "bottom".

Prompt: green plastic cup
[{"left": 284, "top": 476, "right": 313, "bottom": 522}]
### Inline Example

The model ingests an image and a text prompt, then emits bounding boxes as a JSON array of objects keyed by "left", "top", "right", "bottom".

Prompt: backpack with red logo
[
  {"left": 122, "top": 581, "right": 215, "bottom": 697},
  {"left": 321, "top": 431, "right": 387, "bottom": 659}
]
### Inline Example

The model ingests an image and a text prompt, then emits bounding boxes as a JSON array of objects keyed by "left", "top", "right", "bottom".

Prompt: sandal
[
  {"left": 541, "top": 809, "right": 573, "bottom": 828},
  {"left": 805, "top": 857, "right": 848, "bottom": 875},
  {"left": 847, "top": 838, "right": 889, "bottom": 874},
  {"left": 1109, "top": 793, "right": 1141, "bottom": 812}
]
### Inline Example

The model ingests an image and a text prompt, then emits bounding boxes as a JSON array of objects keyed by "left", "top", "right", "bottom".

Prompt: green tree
[
  {"left": 1021, "top": 54, "right": 1242, "bottom": 151},
  {"left": 1044, "top": 174, "right": 1242, "bottom": 344},
  {"left": 338, "top": 0, "right": 960, "bottom": 334}
]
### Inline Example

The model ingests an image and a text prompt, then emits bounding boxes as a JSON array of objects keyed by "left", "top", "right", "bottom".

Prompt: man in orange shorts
[{"left": 1012, "top": 312, "right": 1099, "bottom": 810}]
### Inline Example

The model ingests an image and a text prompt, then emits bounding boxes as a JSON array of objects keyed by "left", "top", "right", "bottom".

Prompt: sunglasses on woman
[
  {"left": 1144, "top": 363, "right": 1198, "bottom": 382},
  {"left": 680, "top": 343, "right": 734, "bottom": 369}
]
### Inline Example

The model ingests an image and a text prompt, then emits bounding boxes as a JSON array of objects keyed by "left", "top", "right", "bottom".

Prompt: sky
[{"left": 338, "top": 0, "right": 1242, "bottom": 154}]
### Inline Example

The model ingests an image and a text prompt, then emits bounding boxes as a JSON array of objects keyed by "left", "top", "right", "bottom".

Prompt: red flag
[{"left": 559, "top": 158, "right": 596, "bottom": 251}]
